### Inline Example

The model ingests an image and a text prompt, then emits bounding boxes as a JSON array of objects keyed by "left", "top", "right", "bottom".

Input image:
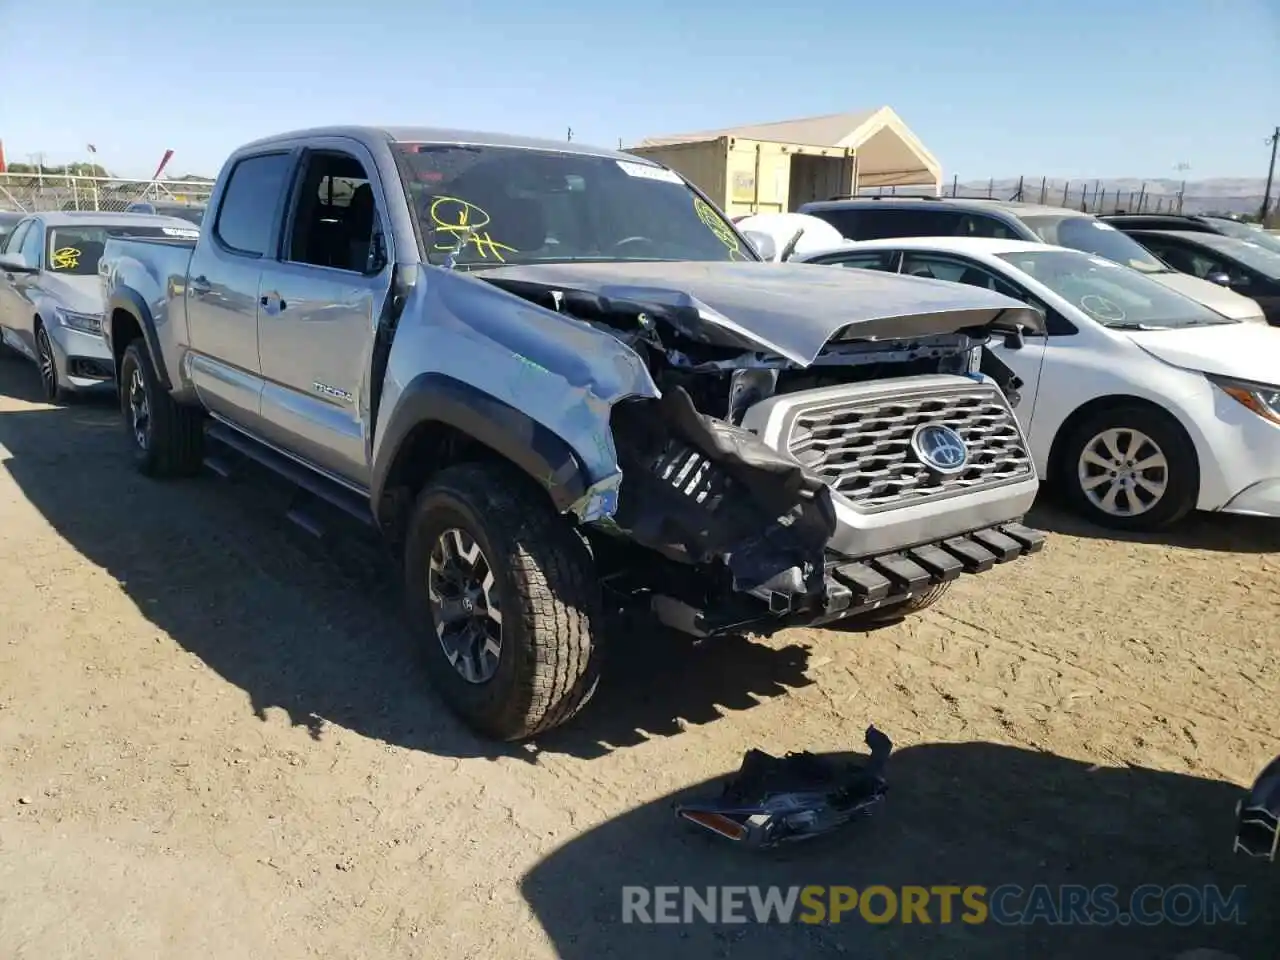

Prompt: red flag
[
  {"left": 0, "top": 139, "right": 6, "bottom": 174},
  {"left": 150, "top": 149, "right": 174, "bottom": 181}
]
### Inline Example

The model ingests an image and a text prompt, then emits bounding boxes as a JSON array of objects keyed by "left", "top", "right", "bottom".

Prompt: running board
[{"left": 204, "top": 422, "right": 375, "bottom": 529}]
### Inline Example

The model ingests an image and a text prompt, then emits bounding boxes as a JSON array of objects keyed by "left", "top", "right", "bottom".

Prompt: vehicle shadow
[
  {"left": 1028, "top": 499, "right": 1280, "bottom": 554},
  {"left": 520, "top": 740, "right": 1278, "bottom": 960},
  {"left": 0, "top": 360, "right": 813, "bottom": 762}
]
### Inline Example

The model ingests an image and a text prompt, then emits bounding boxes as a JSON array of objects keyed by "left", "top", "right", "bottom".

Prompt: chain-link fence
[{"left": 0, "top": 174, "right": 214, "bottom": 215}]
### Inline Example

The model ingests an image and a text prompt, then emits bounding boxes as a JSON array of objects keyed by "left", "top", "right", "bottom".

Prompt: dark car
[
  {"left": 1123, "top": 229, "right": 1280, "bottom": 325},
  {"left": 1103, "top": 213, "right": 1280, "bottom": 255},
  {"left": 796, "top": 195, "right": 1264, "bottom": 322},
  {"left": 123, "top": 200, "right": 205, "bottom": 226}
]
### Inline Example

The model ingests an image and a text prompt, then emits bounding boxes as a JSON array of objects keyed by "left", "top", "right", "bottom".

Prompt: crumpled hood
[
  {"left": 1148, "top": 271, "right": 1265, "bottom": 322},
  {"left": 475, "top": 260, "right": 1043, "bottom": 365},
  {"left": 39, "top": 274, "right": 104, "bottom": 315},
  {"left": 1127, "top": 320, "right": 1280, "bottom": 384}
]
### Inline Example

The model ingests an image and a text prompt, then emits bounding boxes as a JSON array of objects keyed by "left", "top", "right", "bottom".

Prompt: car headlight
[
  {"left": 1208, "top": 373, "right": 1280, "bottom": 425},
  {"left": 55, "top": 308, "right": 102, "bottom": 335}
]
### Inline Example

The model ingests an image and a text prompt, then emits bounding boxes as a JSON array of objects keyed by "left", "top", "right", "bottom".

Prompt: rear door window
[
  {"left": 807, "top": 250, "right": 897, "bottom": 271},
  {"left": 856, "top": 208, "right": 963, "bottom": 240}
]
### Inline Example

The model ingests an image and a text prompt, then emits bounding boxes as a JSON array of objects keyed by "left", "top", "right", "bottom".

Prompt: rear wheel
[
  {"left": 404, "top": 462, "right": 603, "bottom": 741},
  {"left": 118, "top": 339, "right": 204, "bottom": 478}
]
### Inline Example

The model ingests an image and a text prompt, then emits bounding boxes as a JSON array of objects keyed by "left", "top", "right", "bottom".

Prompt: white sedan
[{"left": 794, "top": 236, "right": 1280, "bottom": 531}]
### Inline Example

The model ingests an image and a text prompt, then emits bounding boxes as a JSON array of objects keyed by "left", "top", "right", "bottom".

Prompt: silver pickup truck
[{"left": 99, "top": 125, "right": 1047, "bottom": 741}]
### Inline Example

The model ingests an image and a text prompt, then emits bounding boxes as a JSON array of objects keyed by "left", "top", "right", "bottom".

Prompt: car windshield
[
  {"left": 393, "top": 143, "right": 755, "bottom": 267},
  {"left": 1187, "top": 233, "right": 1280, "bottom": 276},
  {"left": 1195, "top": 225, "right": 1280, "bottom": 261},
  {"left": 1020, "top": 215, "right": 1169, "bottom": 274},
  {"left": 997, "top": 248, "right": 1236, "bottom": 329},
  {"left": 46, "top": 224, "right": 191, "bottom": 276}
]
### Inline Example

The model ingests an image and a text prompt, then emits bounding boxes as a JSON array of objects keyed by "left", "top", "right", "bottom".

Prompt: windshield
[
  {"left": 997, "top": 248, "right": 1235, "bottom": 329},
  {"left": 46, "top": 224, "right": 193, "bottom": 276},
  {"left": 1020, "top": 215, "right": 1168, "bottom": 274},
  {"left": 1187, "top": 233, "right": 1280, "bottom": 275},
  {"left": 393, "top": 143, "right": 755, "bottom": 267},
  {"left": 1194, "top": 227, "right": 1280, "bottom": 263}
]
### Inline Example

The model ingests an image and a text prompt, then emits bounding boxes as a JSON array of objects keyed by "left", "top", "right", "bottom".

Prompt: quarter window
[{"left": 4, "top": 220, "right": 30, "bottom": 256}]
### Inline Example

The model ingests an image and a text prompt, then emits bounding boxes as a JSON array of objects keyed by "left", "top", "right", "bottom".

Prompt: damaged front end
[{"left": 475, "top": 261, "right": 1048, "bottom": 636}]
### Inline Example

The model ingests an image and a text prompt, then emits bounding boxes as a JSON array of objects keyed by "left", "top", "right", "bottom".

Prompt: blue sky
[{"left": 0, "top": 0, "right": 1276, "bottom": 181}]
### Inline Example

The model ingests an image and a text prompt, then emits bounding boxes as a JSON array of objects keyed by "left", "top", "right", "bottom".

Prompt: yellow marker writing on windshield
[
  {"left": 694, "top": 197, "right": 747, "bottom": 260},
  {"left": 51, "top": 247, "right": 81, "bottom": 270},
  {"left": 428, "top": 196, "right": 518, "bottom": 262}
]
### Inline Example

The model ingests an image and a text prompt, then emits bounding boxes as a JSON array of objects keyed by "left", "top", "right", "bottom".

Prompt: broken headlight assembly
[
  {"left": 1208, "top": 373, "right": 1280, "bottom": 426},
  {"left": 1235, "top": 754, "right": 1280, "bottom": 862},
  {"left": 674, "top": 726, "right": 891, "bottom": 849}
]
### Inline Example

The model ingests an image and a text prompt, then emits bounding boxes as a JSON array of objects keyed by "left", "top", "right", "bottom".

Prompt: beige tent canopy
[{"left": 637, "top": 106, "right": 942, "bottom": 191}]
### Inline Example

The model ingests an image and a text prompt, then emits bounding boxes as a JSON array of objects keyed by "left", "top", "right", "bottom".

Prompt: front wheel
[
  {"left": 35, "top": 324, "right": 63, "bottom": 403},
  {"left": 404, "top": 462, "right": 603, "bottom": 741},
  {"left": 118, "top": 339, "right": 204, "bottom": 478},
  {"left": 847, "top": 580, "right": 954, "bottom": 627},
  {"left": 1058, "top": 405, "right": 1197, "bottom": 531}
]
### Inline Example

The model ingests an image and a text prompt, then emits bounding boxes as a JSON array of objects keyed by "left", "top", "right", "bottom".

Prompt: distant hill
[{"left": 947, "top": 177, "right": 1268, "bottom": 216}]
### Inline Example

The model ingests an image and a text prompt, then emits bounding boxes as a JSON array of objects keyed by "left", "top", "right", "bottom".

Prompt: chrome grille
[{"left": 787, "top": 386, "right": 1033, "bottom": 510}]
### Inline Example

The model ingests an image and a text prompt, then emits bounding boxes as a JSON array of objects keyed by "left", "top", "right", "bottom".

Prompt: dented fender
[{"left": 368, "top": 266, "right": 658, "bottom": 524}]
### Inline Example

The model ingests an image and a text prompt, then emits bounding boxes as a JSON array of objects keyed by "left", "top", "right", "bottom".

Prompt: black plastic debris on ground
[
  {"left": 1235, "top": 753, "right": 1280, "bottom": 862},
  {"left": 675, "top": 725, "right": 892, "bottom": 849}
]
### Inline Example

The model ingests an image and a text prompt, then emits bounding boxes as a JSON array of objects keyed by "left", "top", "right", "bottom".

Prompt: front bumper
[
  {"left": 651, "top": 521, "right": 1046, "bottom": 638},
  {"left": 48, "top": 324, "right": 114, "bottom": 391}
]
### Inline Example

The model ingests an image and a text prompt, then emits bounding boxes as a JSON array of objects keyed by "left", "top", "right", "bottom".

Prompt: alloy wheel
[
  {"left": 427, "top": 527, "right": 503, "bottom": 684},
  {"left": 36, "top": 328, "right": 57, "bottom": 398},
  {"left": 128, "top": 365, "right": 151, "bottom": 451},
  {"left": 1077, "top": 427, "right": 1169, "bottom": 518}
]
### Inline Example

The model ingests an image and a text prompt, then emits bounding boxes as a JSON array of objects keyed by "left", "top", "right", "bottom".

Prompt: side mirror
[
  {"left": 741, "top": 230, "right": 778, "bottom": 262},
  {"left": 1206, "top": 271, "right": 1232, "bottom": 288},
  {"left": 1002, "top": 325, "right": 1026, "bottom": 350},
  {"left": 0, "top": 253, "right": 35, "bottom": 274}
]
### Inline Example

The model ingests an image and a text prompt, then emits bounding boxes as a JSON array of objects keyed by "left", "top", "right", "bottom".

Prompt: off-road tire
[
  {"left": 851, "top": 580, "right": 954, "bottom": 626},
  {"left": 404, "top": 462, "right": 603, "bottom": 741},
  {"left": 1058, "top": 404, "right": 1196, "bottom": 532},
  {"left": 119, "top": 339, "right": 204, "bottom": 478}
]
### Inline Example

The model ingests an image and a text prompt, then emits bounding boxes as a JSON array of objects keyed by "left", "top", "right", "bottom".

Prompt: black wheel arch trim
[
  {"left": 107, "top": 289, "right": 171, "bottom": 391},
  {"left": 370, "top": 372, "right": 592, "bottom": 523}
]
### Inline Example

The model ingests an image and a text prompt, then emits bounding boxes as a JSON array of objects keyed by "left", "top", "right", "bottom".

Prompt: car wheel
[
  {"left": 847, "top": 580, "right": 953, "bottom": 626},
  {"left": 35, "top": 323, "right": 63, "bottom": 403},
  {"left": 118, "top": 339, "right": 204, "bottom": 478},
  {"left": 404, "top": 462, "right": 603, "bottom": 741},
  {"left": 1058, "top": 405, "right": 1197, "bottom": 531}
]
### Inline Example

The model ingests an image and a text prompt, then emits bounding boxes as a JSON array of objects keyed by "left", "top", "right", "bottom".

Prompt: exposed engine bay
[{"left": 478, "top": 264, "right": 1043, "bottom": 636}]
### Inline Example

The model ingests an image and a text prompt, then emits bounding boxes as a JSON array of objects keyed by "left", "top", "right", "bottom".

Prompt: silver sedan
[{"left": 0, "top": 211, "right": 198, "bottom": 401}]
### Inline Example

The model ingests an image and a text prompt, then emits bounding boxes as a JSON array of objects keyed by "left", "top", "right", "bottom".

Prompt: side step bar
[{"left": 204, "top": 422, "right": 375, "bottom": 533}]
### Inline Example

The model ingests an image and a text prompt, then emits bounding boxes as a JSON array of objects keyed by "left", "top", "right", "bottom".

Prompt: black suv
[
  {"left": 798, "top": 196, "right": 1170, "bottom": 271},
  {"left": 1102, "top": 213, "right": 1280, "bottom": 255}
]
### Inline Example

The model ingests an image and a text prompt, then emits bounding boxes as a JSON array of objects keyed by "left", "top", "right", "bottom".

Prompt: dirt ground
[{"left": 0, "top": 356, "right": 1277, "bottom": 960}]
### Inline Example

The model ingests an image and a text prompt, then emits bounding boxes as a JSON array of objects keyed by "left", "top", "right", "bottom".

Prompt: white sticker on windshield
[
  {"left": 162, "top": 226, "right": 199, "bottom": 239},
  {"left": 1088, "top": 256, "right": 1116, "bottom": 268},
  {"left": 616, "top": 160, "right": 684, "bottom": 184},
  {"left": 1091, "top": 221, "right": 1118, "bottom": 231}
]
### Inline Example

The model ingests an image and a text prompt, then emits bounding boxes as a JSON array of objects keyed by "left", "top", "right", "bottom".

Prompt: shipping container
[{"left": 627, "top": 136, "right": 858, "bottom": 217}]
